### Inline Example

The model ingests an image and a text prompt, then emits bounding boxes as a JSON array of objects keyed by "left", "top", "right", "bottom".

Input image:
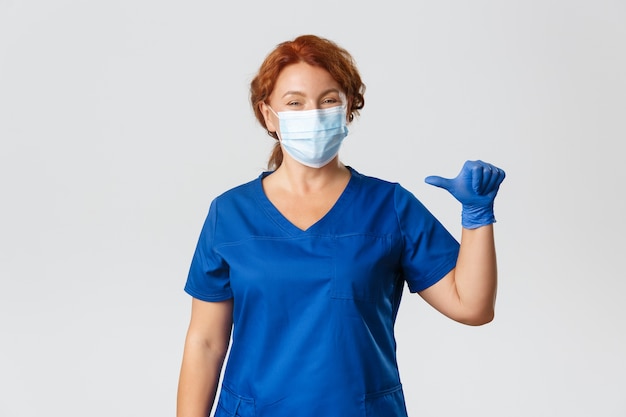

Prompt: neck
[{"left": 273, "top": 157, "right": 349, "bottom": 195}]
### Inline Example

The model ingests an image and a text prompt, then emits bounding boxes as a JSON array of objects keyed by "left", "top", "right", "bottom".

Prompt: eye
[
  {"left": 286, "top": 100, "right": 301, "bottom": 107},
  {"left": 321, "top": 94, "right": 344, "bottom": 107}
]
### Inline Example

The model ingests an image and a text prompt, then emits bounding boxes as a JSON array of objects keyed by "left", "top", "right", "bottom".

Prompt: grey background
[{"left": 1, "top": 0, "right": 624, "bottom": 416}]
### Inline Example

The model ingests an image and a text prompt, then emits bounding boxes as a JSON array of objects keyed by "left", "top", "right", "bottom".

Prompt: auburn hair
[{"left": 250, "top": 34, "right": 366, "bottom": 170}]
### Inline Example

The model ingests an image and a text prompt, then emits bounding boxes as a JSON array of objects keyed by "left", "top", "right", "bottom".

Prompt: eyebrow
[{"left": 281, "top": 88, "right": 342, "bottom": 98}]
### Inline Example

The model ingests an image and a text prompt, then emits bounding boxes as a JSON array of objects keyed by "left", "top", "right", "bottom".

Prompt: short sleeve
[
  {"left": 394, "top": 184, "right": 460, "bottom": 293},
  {"left": 184, "top": 199, "right": 233, "bottom": 301}
]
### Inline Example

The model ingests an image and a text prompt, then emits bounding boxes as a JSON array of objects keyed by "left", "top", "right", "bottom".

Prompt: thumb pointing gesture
[{"left": 425, "top": 160, "right": 506, "bottom": 229}]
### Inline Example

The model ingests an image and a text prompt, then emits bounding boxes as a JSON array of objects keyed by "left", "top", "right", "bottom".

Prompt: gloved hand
[{"left": 425, "top": 160, "right": 506, "bottom": 229}]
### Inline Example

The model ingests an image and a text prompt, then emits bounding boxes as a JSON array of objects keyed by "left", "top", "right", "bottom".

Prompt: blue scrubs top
[{"left": 185, "top": 167, "right": 460, "bottom": 417}]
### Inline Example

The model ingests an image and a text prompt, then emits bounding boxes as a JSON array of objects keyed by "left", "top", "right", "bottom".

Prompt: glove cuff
[{"left": 462, "top": 204, "right": 496, "bottom": 229}]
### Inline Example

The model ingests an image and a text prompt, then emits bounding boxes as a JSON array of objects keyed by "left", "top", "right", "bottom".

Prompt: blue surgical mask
[{"left": 268, "top": 105, "right": 349, "bottom": 168}]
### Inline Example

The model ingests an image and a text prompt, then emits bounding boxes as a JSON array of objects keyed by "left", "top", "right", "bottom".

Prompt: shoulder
[
  {"left": 349, "top": 166, "right": 398, "bottom": 190},
  {"left": 201, "top": 173, "right": 267, "bottom": 240},
  {"left": 212, "top": 173, "right": 266, "bottom": 205},
  {"left": 349, "top": 167, "right": 432, "bottom": 220},
  {"left": 348, "top": 166, "right": 414, "bottom": 199}
]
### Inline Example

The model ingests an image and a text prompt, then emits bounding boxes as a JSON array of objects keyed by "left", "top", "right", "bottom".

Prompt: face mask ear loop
[
  {"left": 264, "top": 103, "right": 281, "bottom": 140},
  {"left": 265, "top": 103, "right": 279, "bottom": 118}
]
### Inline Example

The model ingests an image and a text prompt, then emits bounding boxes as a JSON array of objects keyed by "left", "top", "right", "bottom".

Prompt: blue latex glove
[{"left": 425, "top": 160, "right": 506, "bottom": 229}]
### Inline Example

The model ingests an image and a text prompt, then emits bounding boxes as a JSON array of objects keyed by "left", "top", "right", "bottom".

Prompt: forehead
[{"left": 272, "top": 62, "right": 341, "bottom": 96}]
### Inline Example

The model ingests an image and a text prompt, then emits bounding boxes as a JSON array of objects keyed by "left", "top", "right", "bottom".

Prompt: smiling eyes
[{"left": 285, "top": 96, "right": 343, "bottom": 108}]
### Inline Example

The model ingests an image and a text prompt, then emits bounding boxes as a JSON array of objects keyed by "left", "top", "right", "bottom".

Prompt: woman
[{"left": 177, "top": 34, "right": 505, "bottom": 417}]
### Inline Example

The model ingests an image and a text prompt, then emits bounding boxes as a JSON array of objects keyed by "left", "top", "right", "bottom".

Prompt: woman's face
[{"left": 261, "top": 62, "right": 346, "bottom": 134}]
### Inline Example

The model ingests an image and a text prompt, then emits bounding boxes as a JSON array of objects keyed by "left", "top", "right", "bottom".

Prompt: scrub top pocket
[
  {"left": 330, "top": 234, "right": 395, "bottom": 302},
  {"left": 364, "top": 384, "right": 408, "bottom": 417},
  {"left": 214, "top": 386, "right": 256, "bottom": 417}
]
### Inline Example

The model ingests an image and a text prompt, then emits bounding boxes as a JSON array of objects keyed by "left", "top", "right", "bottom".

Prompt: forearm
[
  {"left": 177, "top": 337, "right": 227, "bottom": 417},
  {"left": 453, "top": 224, "right": 498, "bottom": 323}
]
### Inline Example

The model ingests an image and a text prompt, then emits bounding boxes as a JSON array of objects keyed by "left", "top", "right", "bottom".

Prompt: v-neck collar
[{"left": 254, "top": 166, "right": 359, "bottom": 235}]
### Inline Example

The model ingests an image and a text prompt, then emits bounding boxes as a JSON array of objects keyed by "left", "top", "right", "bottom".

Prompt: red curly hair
[{"left": 250, "top": 34, "right": 366, "bottom": 170}]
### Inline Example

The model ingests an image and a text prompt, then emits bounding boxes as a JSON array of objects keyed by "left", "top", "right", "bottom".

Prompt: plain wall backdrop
[{"left": 1, "top": 0, "right": 624, "bottom": 416}]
